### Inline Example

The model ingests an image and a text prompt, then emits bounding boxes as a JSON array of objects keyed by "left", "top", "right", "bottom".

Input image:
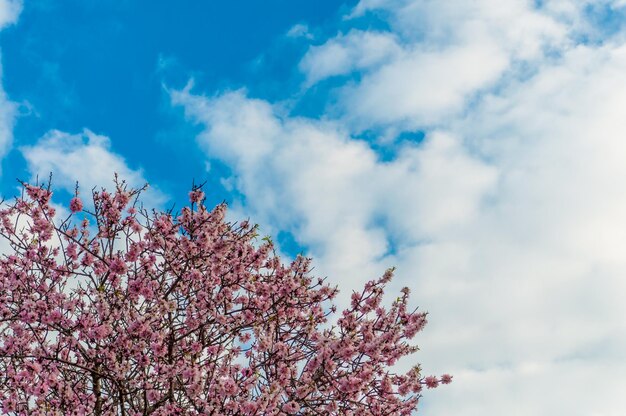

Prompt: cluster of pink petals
[
  {"left": 69, "top": 197, "right": 83, "bottom": 213},
  {"left": 188, "top": 189, "right": 205, "bottom": 204},
  {"left": 0, "top": 180, "right": 450, "bottom": 415}
]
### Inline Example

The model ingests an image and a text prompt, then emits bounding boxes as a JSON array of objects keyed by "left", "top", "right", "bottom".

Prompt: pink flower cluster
[
  {"left": 70, "top": 197, "right": 83, "bottom": 213},
  {"left": 188, "top": 189, "right": 205, "bottom": 204},
  {"left": 0, "top": 179, "right": 450, "bottom": 415}
]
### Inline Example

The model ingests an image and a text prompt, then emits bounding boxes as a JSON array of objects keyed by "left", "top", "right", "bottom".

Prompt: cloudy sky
[{"left": 2, "top": 0, "right": 626, "bottom": 414}]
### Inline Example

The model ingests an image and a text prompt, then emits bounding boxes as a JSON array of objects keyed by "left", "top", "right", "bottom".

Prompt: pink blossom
[
  {"left": 283, "top": 401, "right": 300, "bottom": 414},
  {"left": 108, "top": 256, "right": 127, "bottom": 275},
  {"left": 0, "top": 180, "right": 449, "bottom": 415},
  {"left": 189, "top": 189, "right": 205, "bottom": 203},
  {"left": 69, "top": 197, "right": 83, "bottom": 213},
  {"left": 424, "top": 376, "right": 439, "bottom": 389}
]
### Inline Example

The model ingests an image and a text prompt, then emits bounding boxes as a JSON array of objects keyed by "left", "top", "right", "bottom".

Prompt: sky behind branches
[{"left": 2, "top": 0, "right": 626, "bottom": 414}]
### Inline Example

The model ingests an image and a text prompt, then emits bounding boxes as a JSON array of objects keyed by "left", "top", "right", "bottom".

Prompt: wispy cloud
[
  {"left": 299, "top": 30, "right": 402, "bottom": 86},
  {"left": 0, "top": 0, "right": 22, "bottom": 170},
  {"left": 312, "top": 0, "right": 572, "bottom": 134},
  {"left": 0, "top": 0, "right": 21, "bottom": 30},
  {"left": 21, "top": 129, "right": 167, "bottom": 207},
  {"left": 286, "top": 23, "right": 313, "bottom": 40},
  {"left": 0, "top": 63, "right": 16, "bottom": 166}
]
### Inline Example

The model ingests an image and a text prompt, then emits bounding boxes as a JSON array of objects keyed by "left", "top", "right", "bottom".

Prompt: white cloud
[
  {"left": 351, "top": 0, "right": 566, "bottom": 46},
  {"left": 340, "top": 41, "right": 509, "bottom": 131},
  {"left": 304, "top": 0, "right": 573, "bottom": 132},
  {"left": 286, "top": 23, "right": 313, "bottom": 40},
  {"left": 21, "top": 129, "right": 166, "bottom": 207},
  {"left": 0, "top": 0, "right": 22, "bottom": 169},
  {"left": 173, "top": 0, "right": 626, "bottom": 414},
  {"left": 299, "top": 30, "right": 402, "bottom": 85},
  {"left": 0, "top": 63, "right": 16, "bottom": 165},
  {"left": 0, "top": 0, "right": 21, "bottom": 30}
]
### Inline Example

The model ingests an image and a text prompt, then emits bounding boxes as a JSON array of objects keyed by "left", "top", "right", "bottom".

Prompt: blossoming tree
[{"left": 0, "top": 180, "right": 450, "bottom": 415}]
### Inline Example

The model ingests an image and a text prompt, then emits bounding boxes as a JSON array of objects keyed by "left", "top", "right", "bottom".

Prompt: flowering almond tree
[{"left": 0, "top": 180, "right": 450, "bottom": 415}]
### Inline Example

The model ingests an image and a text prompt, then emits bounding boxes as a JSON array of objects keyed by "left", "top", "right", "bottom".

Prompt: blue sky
[
  {"left": 2, "top": 0, "right": 626, "bottom": 414},
  {"left": 1, "top": 0, "right": 351, "bottom": 208}
]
